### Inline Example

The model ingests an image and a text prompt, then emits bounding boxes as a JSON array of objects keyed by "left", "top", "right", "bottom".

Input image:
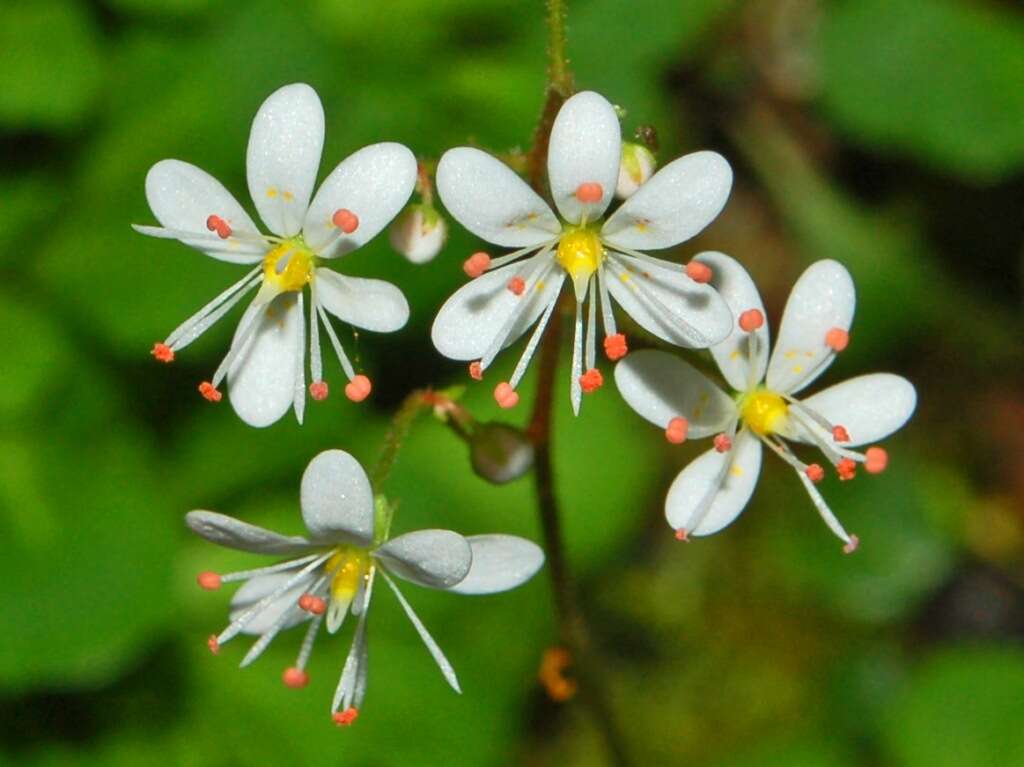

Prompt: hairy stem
[
  {"left": 528, "top": 0, "right": 575, "bottom": 189},
  {"left": 369, "top": 391, "right": 430, "bottom": 494}
]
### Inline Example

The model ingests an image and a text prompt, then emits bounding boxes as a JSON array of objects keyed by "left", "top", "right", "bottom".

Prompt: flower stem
[
  {"left": 528, "top": 0, "right": 575, "bottom": 190},
  {"left": 369, "top": 390, "right": 431, "bottom": 494}
]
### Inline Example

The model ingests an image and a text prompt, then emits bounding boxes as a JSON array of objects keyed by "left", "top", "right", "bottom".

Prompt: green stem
[
  {"left": 369, "top": 391, "right": 430, "bottom": 494},
  {"left": 528, "top": 0, "right": 575, "bottom": 190}
]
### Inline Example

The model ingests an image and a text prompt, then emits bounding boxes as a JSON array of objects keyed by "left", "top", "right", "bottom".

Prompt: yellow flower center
[
  {"left": 556, "top": 228, "right": 603, "bottom": 300},
  {"left": 262, "top": 238, "right": 316, "bottom": 293},
  {"left": 325, "top": 547, "right": 370, "bottom": 603},
  {"left": 740, "top": 390, "right": 789, "bottom": 436}
]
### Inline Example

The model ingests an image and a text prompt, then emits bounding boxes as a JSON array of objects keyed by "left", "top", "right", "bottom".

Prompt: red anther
[
  {"left": 494, "top": 382, "right": 519, "bottom": 409},
  {"left": 674, "top": 528, "right": 690, "bottom": 542},
  {"left": 151, "top": 342, "right": 175, "bottom": 363},
  {"left": 738, "top": 308, "right": 764, "bottom": 332},
  {"left": 309, "top": 381, "right": 329, "bottom": 401},
  {"left": 843, "top": 534, "right": 860, "bottom": 555},
  {"left": 832, "top": 425, "right": 851, "bottom": 443},
  {"left": 297, "top": 593, "right": 315, "bottom": 611},
  {"left": 805, "top": 464, "right": 825, "bottom": 483},
  {"left": 713, "top": 433, "right": 733, "bottom": 453},
  {"left": 579, "top": 368, "right": 603, "bottom": 394},
  {"left": 196, "top": 571, "right": 221, "bottom": 591},
  {"left": 665, "top": 417, "right": 689, "bottom": 444},
  {"left": 836, "top": 458, "right": 857, "bottom": 481},
  {"left": 685, "top": 261, "right": 713, "bottom": 284},
  {"left": 574, "top": 182, "right": 603, "bottom": 203},
  {"left": 463, "top": 251, "right": 491, "bottom": 278},
  {"left": 207, "top": 635, "right": 220, "bottom": 655},
  {"left": 468, "top": 361, "right": 483, "bottom": 381},
  {"left": 332, "top": 208, "right": 359, "bottom": 234},
  {"left": 198, "top": 381, "right": 222, "bottom": 403},
  {"left": 864, "top": 446, "right": 888, "bottom": 474},
  {"left": 206, "top": 215, "right": 232, "bottom": 239},
  {"left": 507, "top": 276, "right": 526, "bottom": 296},
  {"left": 825, "top": 327, "right": 849, "bottom": 352},
  {"left": 282, "top": 667, "right": 309, "bottom": 689},
  {"left": 307, "top": 596, "right": 327, "bottom": 615},
  {"left": 333, "top": 707, "right": 359, "bottom": 727},
  {"left": 603, "top": 333, "right": 628, "bottom": 360},
  {"left": 345, "top": 375, "right": 372, "bottom": 402}
]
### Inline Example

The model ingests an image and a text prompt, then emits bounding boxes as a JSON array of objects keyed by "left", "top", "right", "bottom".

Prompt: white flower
[
  {"left": 614, "top": 254, "right": 917, "bottom": 552},
  {"left": 134, "top": 83, "right": 417, "bottom": 427},
  {"left": 189, "top": 449, "right": 545, "bottom": 725},
  {"left": 389, "top": 203, "right": 447, "bottom": 264},
  {"left": 431, "top": 90, "right": 734, "bottom": 415}
]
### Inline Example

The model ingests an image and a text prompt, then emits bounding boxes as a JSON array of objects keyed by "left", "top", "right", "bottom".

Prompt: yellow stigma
[
  {"left": 326, "top": 547, "right": 369, "bottom": 603},
  {"left": 262, "top": 239, "right": 315, "bottom": 293},
  {"left": 556, "top": 228, "right": 603, "bottom": 300},
  {"left": 740, "top": 390, "right": 789, "bottom": 435}
]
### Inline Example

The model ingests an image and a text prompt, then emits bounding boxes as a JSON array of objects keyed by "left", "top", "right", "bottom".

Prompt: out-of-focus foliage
[{"left": 1, "top": 0, "right": 1021, "bottom": 765}]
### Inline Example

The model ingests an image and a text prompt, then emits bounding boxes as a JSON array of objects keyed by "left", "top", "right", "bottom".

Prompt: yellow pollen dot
[
  {"left": 266, "top": 187, "right": 279, "bottom": 198},
  {"left": 740, "top": 389, "right": 788, "bottom": 436},
  {"left": 557, "top": 228, "right": 603, "bottom": 299},
  {"left": 262, "top": 239, "right": 316, "bottom": 293},
  {"left": 326, "top": 548, "right": 369, "bottom": 603},
  {"left": 730, "top": 465, "right": 744, "bottom": 477}
]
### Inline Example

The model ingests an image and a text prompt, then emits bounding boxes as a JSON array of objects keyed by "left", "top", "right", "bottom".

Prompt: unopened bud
[
  {"left": 469, "top": 422, "right": 534, "bottom": 484},
  {"left": 389, "top": 204, "right": 447, "bottom": 264},
  {"left": 616, "top": 142, "right": 657, "bottom": 199}
]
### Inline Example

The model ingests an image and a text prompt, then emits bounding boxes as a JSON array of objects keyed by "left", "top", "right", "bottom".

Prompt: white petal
[
  {"left": 791, "top": 374, "right": 917, "bottom": 447},
  {"left": 375, "top": 529, "right": 472, "bottom": 589},
  {"left": 547, "top": 90, "right": 621, "bottom": 224},
  {"left": 445, "top": 535, "right": 544, "bottom": 595},
  {"left": 601, "top": 151, "right": 732, "bottom": 250},
  {"left": 314, "top": 268, "right": 409, "bottom": 333},
  {"left": 613, "top": 349, "right": 735, "bottom": 438},
  {"left": 299, "top": 449, "right": 375, "bottom": 545},
  {"left": 695, "top": 251, "right": 769, "bottom": 391},
  {"left": 436, "top": 147, "right": 560, "bottom": 247},
  {"left": 431, "top": 255, "right": 563, "bottom": 361},
  {"left": 142, "top": 160, "right": 266, "bottom": 264},
  {"left": 766, "top": 260, "right": 855, "bottom": 394},
  {"left": 605, "top": 254, "right": 733, "bottom": 348},
  {"left": 246, "top": 83, "right": 324, "bottom": 237},
  {"left": 229, "top": 573, "right": 312, "bottom": 635},
  {"left": 228, "top": 292, "right": 304, "bottom": 428},
  {"left": 185, "top": 510, "right": 313, "bottom": 554},
  {"left": 303, "top": 142, "right": 417, "bottom": 258},
  {"left": 665, "top": 429, "right": 762, "bottom": 536}
]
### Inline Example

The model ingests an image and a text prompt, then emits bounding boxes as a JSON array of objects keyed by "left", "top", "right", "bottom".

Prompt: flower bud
[
  {"left": 469, "top": 422, "right": 534, "bottom": 485},
  {"left": 616, "top": 142, "right": 657, "bottom": 199},
  {"left": 389, "top": 203, "right": 447, "bottom": 264}
]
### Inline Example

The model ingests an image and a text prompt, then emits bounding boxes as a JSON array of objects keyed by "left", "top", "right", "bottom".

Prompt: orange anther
[
  {"left": 603, "top": 333, "right": 628, "bottom": 360},
  {"left": 836, "top": 458, "right": 857, "bottom": 481},
  {"left": 805, "top": 464, "right": 825, "bottom": 483},
  {"left": 333, "top": 708, "right": 359, "bottom": 726},
  {"left": 579, "top": 368, "right": 603, "bottom": 394},
  {"left": 468, "top": 361, "right": 483, "bottom": 381},
  {"left": 151, "top": 342, "right": 175, "bottom": 363},
  {"left": 282, "top": 667, "right": 309, "bottom": 689},
  {"left": 198, "top": 381, "right": 222, "bottom": 403},
  {"left": 206, "top": 215, "right": 232, "bottom": 239},
  {"left": 674, "top": 528, "right": 690, "bottom": 542},
  {"left": 538, "top": 647, "right": 577, "bottom": 702},
  {"left": 713, "top": 433, "right": 732, "bottom": 453},
  {"left": 309, "top": 381, "right": 329, "bottom": 401},
  {"left": 332, "top": 208, "right": 359, "bottom": 234},
  {"left": 463, "top": 251, "right": 491, "bottom": 278},
  {"left": 832, "top": 425, "right": 850, "bottom": 443},
  {"left": 299, "top": 594, "right": 326, "bottom": 615},
  {"left": 738, "top": 308, "right": 764, "bottom": 332},
  {"left": 507, "top": 276, "right": 526, "bottom": 295},
  {"left": 207, "top": 635, "right": 220, "bottom": 655},
  {"left": 864, "top": 447, "right": 888, "bottom": 474},
  {"left": 494, "top": 382, "right": 519, "bottom": 409},
  {"left": 345, "top": 375, "right": 372, "bottom": 402},
  {"left": 843, "top": 534, "right": 860, "bottom": 555},
  {"left": 665, "top": 417, "right": 689, "bottom": 444},
  {"left": 685, "top": 261, "right": 713, "bottom": 284},
  {"left": 574, "top": 182, "right": 603, "bottom": 203},
  {"left": 196, "top": 571, "right": 221, "bottom": 591},
  {"left": 825, "top": 327, "right": 849, "bottom": 352}
]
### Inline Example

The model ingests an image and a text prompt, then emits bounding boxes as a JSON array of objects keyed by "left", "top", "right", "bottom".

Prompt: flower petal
[
  {"left": 229, "top": 573, "right": 313, "bottom": 635},
  {"left": 303, "top": 142, "right": 418, "bottom": 258},
  {"left": 614, "top": 349, "right": 735, "bottom": 438},
  {"left": 695, "top": 251, "right": 770, "bottom": 391},
  {"left": 665, "top": 428, "right": 762, "bottom": 536},
  {"left": 185, "top": 510, "right": 313, "bottom": 554},
  {"left": 375, "top": 529, "right": 472, "bottom": 589},
  {"left": 605, "top": 253, "right": 733, "bottom": 348},
  {"left": 445, "top": 535, "right": 545, "bottom": 595},
  {"left": 431, "top": 254, "right": 564, "bottom": 361},
  {"left": 766, "top": 259, "right": 855, "bottom": 394},
  {"left": 299, "top": 449, "right": 375, "bottom": 545},
  {"left": 436, "top": 147, "right": 560, "bottom": 247},
  {"left": 142, "top": 160, "right": 266, "bottom": 264},
  {"left": 547, "top": 90, "right": 621, "bottom": 224},
  {"left": 228, "top": 292, "right": 304, "bottom": 428},
  {"left": 790, "top": 373, "right": 917, "bottom": 447},
  {"left": 601, "top": 151, "right": 732, "bottom": 250},
  {"left": 314, "top": 268, "right": 409, "bottom": 333},
  {"left": 246, "top": 83, "right": 325, "bottom": 237}
]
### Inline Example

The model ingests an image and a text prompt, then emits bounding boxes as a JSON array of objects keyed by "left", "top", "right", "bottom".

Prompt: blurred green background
[{"left": 1, "top": 0, "right": 1022, "bottom": 764}]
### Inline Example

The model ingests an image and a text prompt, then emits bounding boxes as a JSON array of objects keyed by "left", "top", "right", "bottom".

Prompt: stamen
[
  {"left": 825, "top": 327, "right": 849, "bottom": 352},
  {"left": 151, "top": 342, "right": 174, "bottom": 363},
  {"left": 603, "top": 333, "right": 628, "bottom": 360},
  {"left": 738, "top": 308, "right": 764, "bottom": 332},
  {"left": 842, "top": 534, "right": 860, "bottom": 554},
  {"left": 316, "top": 303, "right": 357, "bottom": 380},
  {"left": 575, "top": 182, "right": 603, "bottom": 203},
  {"left": 832, "top": 425, "right": 850, "bottom": 443},
  {"left": 674, "top": 528, "right": 690, "bottom": 542},
  {"left": 508, "top": 271, "right": 563, "bottom": 389},
  {"left": 344, "top": 375, "right": 372, "bottom": 403},
  {"left": 864, "top": 447, "right": 888, "bottom": 474},
  {"left": 665, "top": 417, "right": 688, "bottom": 444},
  {"left": 805, "top": 464, "right": 825, "bottom": 483},
  {"left": 538, "top": 647, "right": 577, "bottom": 702},
  {"left": 298, "top": 594, "right": 327, "bottom": 615},
  {"left": 836, "top": 458, "right": 857, "bottom": 481},
  {"left": 207, "top": 635, "right": 220, "bottom": 655},
  {"left": 597, "top": 265, "right": 617, "bottom": 338},
  {"left": 507, "top": 276, "right": 525, "bottom": 295},
  {"left": 579, "top": 368, "right": 603, "bottom": 394},
  {"left": 164, "top": 268, "right": 262, "bottom": 352},
  {"left": 713, "top": 433, "right": 732, "bottom": 453},
  {"left": 309, "top": 381, "right": 329, "bottom": 401},
  {"left": 494, "top": 382, "right": 519, "bottom": 409},
  {"left": 196, "top": 572, "right": 221, "bottom": 590},
  {"left": 333, "top": 708, "right": 359, "bottom": 727},
  {"left": 198, "top": 381, "right": 222, "bottom": 403},
  {"left": 282, "top": 667, "right": 310, "bottom": 688},
  {"left": 206, "top": 215, "right": 232, "bottom": 239},
  {"left": 479, "top": 253, "right": 557, "bottom": 371},
  {"left": 463, "top": 251, "right": 491, "bottom": 278},
  {"left": 332, "top": 209, "right": 359, "bottom": 234},
  {"left": 604, "top": 256, "right": 710, "bottom": 347},
  {"left": 468, "top": 361, "right": 483, "bottom": 380},
  {"left": 685, "top": 261, "right": 713, "bottom": 284}
]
